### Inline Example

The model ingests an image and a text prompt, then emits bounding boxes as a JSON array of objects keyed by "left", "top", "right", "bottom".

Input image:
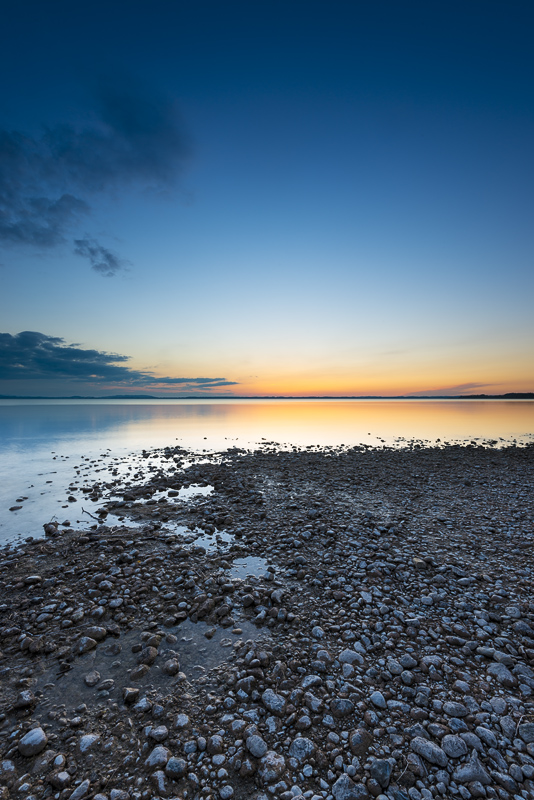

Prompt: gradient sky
[{"left": 0, "top": 0, "right": 533, "bottom": 396}]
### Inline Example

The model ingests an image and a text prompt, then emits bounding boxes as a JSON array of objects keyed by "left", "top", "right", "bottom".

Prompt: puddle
[
  {"left": 162, "top": 525, "right": 234, "bottom": 553},
  {"left": 177, "top": 484, "right": 213, "bottom": 500},
  {"left": 139, "top": 484, "right": 213, "bottom": 506},
  {"left": 230, "top": 556, "right": 269, "bottom": 580},
  {"left": 192, "top": 529, "right": 234, "bottom": 551},
  {"left": 33, "top": 617, "right": 265, "bottom": 715}
]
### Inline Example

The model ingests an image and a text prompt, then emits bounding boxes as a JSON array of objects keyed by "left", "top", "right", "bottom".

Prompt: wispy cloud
[
  {"left": 409, "top": 382, "right": 498, "bottom": 396},
  {"left": 0, "top": 331, "right": 236, "bottom": 390},
  {"left": 0, "top": 75, "right": 190, "bottom": 274},
  {"left": 74, "top": 237, "right": 130, "bottom": 277}
]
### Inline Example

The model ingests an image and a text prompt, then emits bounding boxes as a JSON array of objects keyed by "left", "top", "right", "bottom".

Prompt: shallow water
[
  {"left": 33, "top": 617, "right": 263, "bottom": 716},
  {"left": 230, "top": 556, "right": 270, "bottom": 580},
  {"left": 1, "top": 398, "right": 533, "bottom": 545}
]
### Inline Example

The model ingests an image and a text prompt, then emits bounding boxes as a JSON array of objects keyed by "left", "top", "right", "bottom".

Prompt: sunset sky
[{"left": 1, "top": 1, "right": 532, "bottom": 397}]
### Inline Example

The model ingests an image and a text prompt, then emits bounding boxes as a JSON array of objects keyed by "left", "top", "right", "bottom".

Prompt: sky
[{"left": 0, "top": 0, "right": 533, "bottom": 397}]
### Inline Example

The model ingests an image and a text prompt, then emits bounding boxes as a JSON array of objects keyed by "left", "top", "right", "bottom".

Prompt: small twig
[
  {"left": 81, "top": 507, "right": 100, "bottom": 521},
  {"left": 515, "top": 713, "right": 533, "bottom": 737}
]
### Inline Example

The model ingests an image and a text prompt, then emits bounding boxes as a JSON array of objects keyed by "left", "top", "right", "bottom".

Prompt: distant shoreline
[{"left": 0, "top": 393, "right": 533, "bottom": 401}]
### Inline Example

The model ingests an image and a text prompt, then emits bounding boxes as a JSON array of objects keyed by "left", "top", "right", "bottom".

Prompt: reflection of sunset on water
[
  {"left": 19, "top": 398, "right": 528, "bottom": 451},
  {"left": 141, "top": 399, "right": 534, "bottom": 449}
]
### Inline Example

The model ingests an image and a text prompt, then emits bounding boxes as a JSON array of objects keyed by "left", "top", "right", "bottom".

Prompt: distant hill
[{"left": 0, "top": 393, "right": 533, "bottom": 400}]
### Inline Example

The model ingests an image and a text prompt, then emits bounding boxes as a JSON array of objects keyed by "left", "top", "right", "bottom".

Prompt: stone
[
  {"left": 165, "top": 756, "right": 187, "bottom": 779},
  {"left": 453, "top": 751, "right": 491, "bottom": 785},
  {"left": 85, "top": 626, "right": 107, "bottom": 641},
  {"left": 443, "top": 701, "right": 468, "bottom": 717},
  {"left": 13, "top": 690, "right": 36, "bottom": 709},
  {"left": 163, "top": 658, "right": 180, "bottom": 675},
  {"left": 301, "top": 674, "right": 322, "bottom": 689},
  {"left": 350, "top": 728, "right": 373, "bottom": 756},
  {"left": 75, "top": 636, "right": 97, "bottom": 655},
  {"left": 258, "top": 751, "right": 286, "bottom": 783},
  {"left": 474, "top": 726, "right": 497, "bottom": 748},
  {"left": 110, "top": 792, "right": 130, "bottom": 800},
  {"left": 261, "top": 688, "right": 286, "bottom": 715},
  {"left": 207, "top": 735, "right": 224, "bottom": 755},
  {"left": 410, "top": 737, "right": 448, "bottom": 767},
  {"left": 370, "top": 691, "right": 386, "bottom": 709},
  {"left": 0, "top": 761, "right": 16, "bottom": 781},
  {"left": 332, "top": 773, "right": 370, "bottom": 799},
  {"left": 331, "top": 698, "right": 354, "bottom": 717},
  {"left": 18, "top": 727, "right": 48, "bottom": 757},
  {"left": 145, "top": 745, "right": 170, "bottom": 768},
  {"left": 84, "top": 670, "right": 101, "bottom": 687},
  {"left": 149, "top": 725, "right": 169, "bottom": 742},
  {"left": 123, "top": 687, "right": 140, "bottom": 704},
  {"left": 49, "top": 771, "right": 71, "bottom": 789},
  {"left": 138, "top": 645, "right": 158, "bottom": 665},
  {"left": 370, "top": 759, "right": 392, "bottom": 788},
  {"left": 247, "top": 734, "right": 268, "bottom": 758},
  {"left": 68, "top": 780, "right": 91, "bottom": 800},
  {"left": 289, "top": 737, "right": 315, "bottom": 763},
  {"left": 339, "top": 649, "right": 363, "bottom": 664},
  {"left": 78, "top": 733, "right": 100, "bottom": 754},
  {"left": 487, "top": 662, "right": 516, "bottom": 687},
  {"left": 519, "top": 723, "right": 534, "bottom": 743},
  {"left": 441, "top": 735, "right": 467, "bottom": 758}
]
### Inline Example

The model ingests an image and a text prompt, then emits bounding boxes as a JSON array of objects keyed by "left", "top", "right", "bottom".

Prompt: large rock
[
  {"left": 68, "top": 780, "right": 91, "bottom": 800},
  {"left": 339, "top": 649, "right": 364, "bottom": 665},
  {"left": 288, "top": 737, "right": 315, "bottom": 763},
  {"left": 453, "top": 751, "right": 491, "bottom": 785},
  {"left": 18, "top": 727, "right": 48, "bottom": 757},
  {"left": 75, "top": 637, "right": 97, "bottom": 655},
  {"left": 519, "top": 723, "right": 534, "bottom": 743},
  {"left": 349, "top": 728, "right": 373, "bottom": 757},
  {"left": 370, "top": 691, "right": 386, "bottom": 709},
  {"left": 145, "top": 745, "right": 170, "bottom": 768},
  {"left": 78, "top": 733, "right": 100, "bottom": 755},
  {"left": 165, "top": 757, "right": 187, "bottom": 779},
  {"left": 85, "top": 626, "right": 107, "bottom": 641},
  {"left": 370, "top": 759, "right": 392, "bottom": 788},
  {"left": 410, "top": 737, "right": 448, "bottom": 767},
  {"left": 332, "top": 774, "right": 370, "bottom": 799},
  {"left": 487, "top": 663, "right": 516, "bottom": 688},
  {"left": 443, "top": 701, "right": 468, "bottom": 717},
  {"left": 330, "top": 698, "right": 354, "bottom": 718},
  {"left": 258, "top": 751, "right": 286, "bottom": 784},
  {"left": 247, "top": 735, "right": 268, "bottom": 758},
  {"left": 441, "top": 734, "right": 468, "bottom": 758},
  {"left": 261, "top": 689, "right": 286, "bottom": 716}
]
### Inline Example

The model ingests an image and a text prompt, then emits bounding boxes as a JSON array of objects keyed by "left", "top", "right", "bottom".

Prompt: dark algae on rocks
[{"left": 0, "top": 442, "right": 533, "bottom": 800}]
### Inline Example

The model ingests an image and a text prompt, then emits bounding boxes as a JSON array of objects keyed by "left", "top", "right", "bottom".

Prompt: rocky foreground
[{"left": 1, "top": 442, "right": 534, "bottom": 800}]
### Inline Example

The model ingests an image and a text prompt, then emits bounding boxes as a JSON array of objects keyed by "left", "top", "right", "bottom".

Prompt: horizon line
[{"left": 0, "top": 392, "right": 533, "bottom": 401}]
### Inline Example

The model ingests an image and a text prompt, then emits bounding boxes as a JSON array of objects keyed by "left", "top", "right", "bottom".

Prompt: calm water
[{"left": 1, "top": 398, "right": 533, "bottom": 545}]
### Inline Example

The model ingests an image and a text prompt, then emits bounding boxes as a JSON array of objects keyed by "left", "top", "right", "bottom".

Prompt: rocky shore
[{"left": 1, "top": 442, "right": 533, "bottom": 800}]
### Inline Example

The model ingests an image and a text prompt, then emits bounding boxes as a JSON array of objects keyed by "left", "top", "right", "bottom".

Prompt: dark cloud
[
  {"left": 0, "top": 332, "right": 237, "bottom": 389},
  {"left": 74, "top": 237, "right": 129, "bottom": 277},
  {"left": 0, "top": 77, "right": 190, "bottom": 273}
]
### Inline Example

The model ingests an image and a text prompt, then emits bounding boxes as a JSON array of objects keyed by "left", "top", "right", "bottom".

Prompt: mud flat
[{"left": 0, "top": 442, "right": 533, "bottom": 800}]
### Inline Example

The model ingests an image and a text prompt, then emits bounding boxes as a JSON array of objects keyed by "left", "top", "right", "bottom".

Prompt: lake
[{"left": 1, "top": 398, "right": 533, "bottom": 545}]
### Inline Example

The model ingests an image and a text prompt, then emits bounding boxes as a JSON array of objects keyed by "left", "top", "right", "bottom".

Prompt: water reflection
[
  {"left": 1, "top": 398, "right": 533, "bottom": 545},
  {"left": 1, "top": 398, "right": 533, "bottom": 453}
]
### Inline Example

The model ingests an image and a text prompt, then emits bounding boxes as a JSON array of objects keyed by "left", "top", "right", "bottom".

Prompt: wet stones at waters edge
[{"left": 0, "top": 442, "right": 533, "bottom": 799}]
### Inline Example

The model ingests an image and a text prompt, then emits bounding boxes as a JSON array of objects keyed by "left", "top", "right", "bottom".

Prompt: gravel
[{"left": 0, "top": 441, "right": 533, "bottom": 799}]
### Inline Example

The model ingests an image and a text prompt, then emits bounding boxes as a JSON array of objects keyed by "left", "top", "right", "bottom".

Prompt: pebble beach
[{"left": 1, "top": 441, "right": 533, "bottom": 800}]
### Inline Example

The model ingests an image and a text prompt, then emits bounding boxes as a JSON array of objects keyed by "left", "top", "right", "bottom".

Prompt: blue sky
[{"left": 0, "top": 0, "right": 533, "bottom": 395}]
